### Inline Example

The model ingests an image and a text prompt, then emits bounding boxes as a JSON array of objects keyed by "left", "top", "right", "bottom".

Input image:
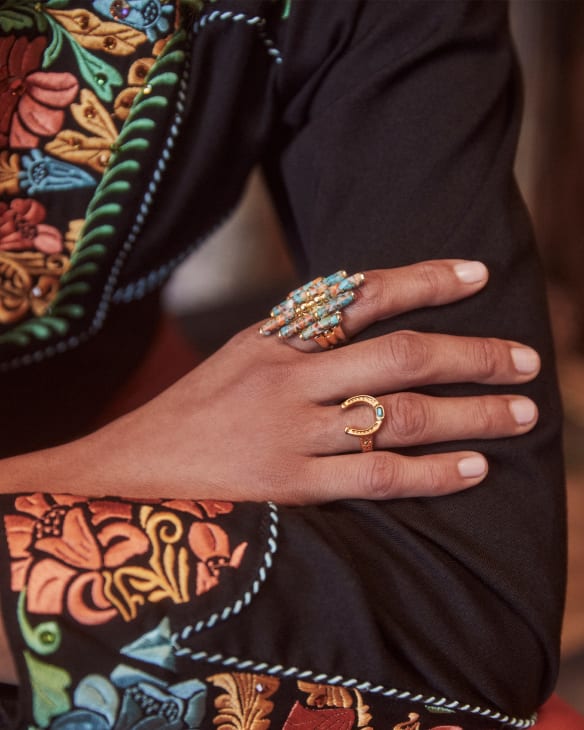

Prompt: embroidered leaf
[
  {"left": 54, "top": 304, "right": 84, "bottom": 318},
  {"left": 24, "top": 651, "right": 71, "bottom": 728},
  {"left": 71, "top": 89, "right": 119, "bottom": 140},
  {"left": 43, "top": 14, "right": 122, "bottom": 101},
  {"left": 0, "top": 152, "right": 20, "bottom": 196},
  {"left": 0, "top": 2, "right": 48, "bottom": 33},
  {"left": 68, "top": 36, "right": 123, "bottom": 102},
  {"left": 17, "top": 591, "right": 62, "bottom": 656},
  {"left": 45, "top": 132, "right": 112, "bottom": 174},
  {"left": 74, "top": 674, "right": 119, "bottom": 727},
  {"left": 208, "top": 673, "right": 280, "bottom": 730},
  {"left": 47, "top": 8, "right": 148, "bottom": 55},
  {"left": 43, "top": 16, "right": 65, "bottom": 68}
]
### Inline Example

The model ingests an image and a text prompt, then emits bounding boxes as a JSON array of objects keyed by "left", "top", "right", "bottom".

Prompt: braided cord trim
[
  {"left": 170, "top": 641, "right": 538, "bottom": 728},
  {"left": 194, "top": 8, "right": 284, "bottom": 64},
  {"left": 175, "top": 502, "right": 279, "bottom": 637}
]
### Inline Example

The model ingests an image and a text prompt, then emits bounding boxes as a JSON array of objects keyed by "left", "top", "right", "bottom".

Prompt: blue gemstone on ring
[{"left": 376, "top": 406, "right": 384, "bottom": 419}]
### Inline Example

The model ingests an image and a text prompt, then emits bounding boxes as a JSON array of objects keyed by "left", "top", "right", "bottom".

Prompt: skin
[{"left": 0, "top": 258, "right": 541, "bottom": 685}]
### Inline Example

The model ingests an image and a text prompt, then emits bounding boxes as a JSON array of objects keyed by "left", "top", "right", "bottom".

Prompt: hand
[{"left": 49, "top": 259, "right": 537, "bottom": 504}]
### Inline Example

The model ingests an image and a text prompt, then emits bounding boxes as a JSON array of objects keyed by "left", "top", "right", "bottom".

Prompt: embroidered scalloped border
[
  {"left": 170, "top": 641, "right": 538, "bottom": 728},
  {"left": 0, "top": 30, "right": 191, "bottom": 371},
  {"left": 168, "top": 501, "right": 279, "bottom": 637}
]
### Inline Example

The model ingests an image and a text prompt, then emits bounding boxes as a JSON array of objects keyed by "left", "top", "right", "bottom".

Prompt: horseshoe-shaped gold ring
[{"left": 341, "top": 395, "right": 385, "bottom": 452}]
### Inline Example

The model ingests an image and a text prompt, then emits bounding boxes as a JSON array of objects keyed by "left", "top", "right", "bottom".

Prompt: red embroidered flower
[
  {"left": 5, "top": 494, "right": 150, "bottom": 625},
  {"left": 0, "top": 198, "right": 63, "bottom": 254},
  {"left": 0, "top": 35, "right": 79, "bottom": 148}
]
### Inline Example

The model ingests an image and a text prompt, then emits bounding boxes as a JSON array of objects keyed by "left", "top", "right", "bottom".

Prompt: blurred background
[{"left": 161, "top": 0, "right": 584, "bottom": 711}]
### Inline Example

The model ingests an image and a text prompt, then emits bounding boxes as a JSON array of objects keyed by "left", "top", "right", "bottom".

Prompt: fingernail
[
  {"left": 510, "top": 398, "right": 537, "bottom": 425},
  {"left": 454, "top": 261, "right": 488, "bottom": 284},
  {"left": 511, "top": 347, "right": 540, "bottom": 374},
  {"left": 458, "top": 455, "right": 487, "bottom": 478}
]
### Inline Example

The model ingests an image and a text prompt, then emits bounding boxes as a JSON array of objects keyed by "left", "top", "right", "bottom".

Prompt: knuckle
[
  {"left": 416, "top": 261, "right": 444, "bottom": 300},
  {"left": 423, "top": 459, "right": 445, "bottom": 494},
  {"left": 473, "top": 398, "right": 498, "bottom": 433},
  {"left": 469, "top": 338, "right": 499, "bottom": 380},
  {"left": 360, "top": 453, "right": 399, "bottom": 499},
  {"left": 386, "top": 330, "right": 428, "bottom": 374},
  {"left": 388, "top": 392, "right": 430, "bottom": 444}
]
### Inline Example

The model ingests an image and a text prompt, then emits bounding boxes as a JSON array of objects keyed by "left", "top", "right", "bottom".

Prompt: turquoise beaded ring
[{"left": 259, "top": 270, "right": 365, "bottom": 347}]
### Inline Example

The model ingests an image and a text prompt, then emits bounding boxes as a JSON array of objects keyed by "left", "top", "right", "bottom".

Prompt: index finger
[{"left": 261, "top": 260, "right": 489, "bottom": 353}]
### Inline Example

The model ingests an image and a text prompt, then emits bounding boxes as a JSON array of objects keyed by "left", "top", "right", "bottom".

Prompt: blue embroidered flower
[
  {"left": 20, "top": 150, "right": 96, "bottom": 195},
  {"left": 54, "top": 665, "right": 207, "bottom": 730},
  {"left": 93, "top": 0, "right": 176, "bottom": 42}
]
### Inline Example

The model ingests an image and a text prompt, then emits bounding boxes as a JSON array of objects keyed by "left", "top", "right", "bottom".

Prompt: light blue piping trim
[
  {"left": 194, "top": 9, "right": 284, "bottom": 65},
  {"left": 170, "top": 640, "right": 538, "bottom": 728}
]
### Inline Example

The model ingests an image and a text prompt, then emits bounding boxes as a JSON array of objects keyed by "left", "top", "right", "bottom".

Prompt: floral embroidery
[
  {"left": 93, "top": 0, "right": 176, "bottom": 42},
  {"left": 0, "top": 198, "right": 62, "bottom": 254},
  {"left": 48, "top": 667, "right": 208, "bottom": 730},
  {"left": 0, "top": 34, "right": 79, "bottom": 149},
  {"left": 0, "top": 0, "right": 179, "bottom": 333},
  {"left": 208, "top": 672, "right": 280, "bottom": 730},
  {"left": 5, "top": 493, "right": 248, "bottom": 625}
]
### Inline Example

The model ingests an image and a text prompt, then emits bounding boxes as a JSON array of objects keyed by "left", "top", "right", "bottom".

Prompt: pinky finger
[{"left": 306, "top": 450, "right": 488, "bottom": 502}]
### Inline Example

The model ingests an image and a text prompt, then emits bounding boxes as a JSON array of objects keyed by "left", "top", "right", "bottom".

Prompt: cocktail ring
[
  {"left": 259, "top": 270, "right": 365, "bottom": 346},
  {"left": 341, "top": 395, "right": 385, "bottom": 452}
]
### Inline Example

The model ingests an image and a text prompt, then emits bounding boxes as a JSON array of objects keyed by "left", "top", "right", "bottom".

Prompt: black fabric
[{"left": 0, "top": 0, "right": 566, "bottom": 727}]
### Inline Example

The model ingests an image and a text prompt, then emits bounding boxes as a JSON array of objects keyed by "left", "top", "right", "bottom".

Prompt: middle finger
[{"left": 310, "top": 330, "right": 540, "bottom": 401}]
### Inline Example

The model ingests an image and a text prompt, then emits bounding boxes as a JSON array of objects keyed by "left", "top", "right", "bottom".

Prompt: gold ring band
[{"left": 341, "top": 395, "right": 385, "bottom": 452}]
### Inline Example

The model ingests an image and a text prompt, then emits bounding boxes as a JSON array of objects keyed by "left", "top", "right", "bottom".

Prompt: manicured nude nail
[
  {"left": 511, "top": 347, "right": 540, "bottom": 374},
  {"left": 510, "top": 398, "right": 537, "bottom": 425},
  {"left": 458, "top": 455, "right": 487, "bottom": 478},
  {"left": 454, "top": 261, "right": 488, "bottom": 284}
]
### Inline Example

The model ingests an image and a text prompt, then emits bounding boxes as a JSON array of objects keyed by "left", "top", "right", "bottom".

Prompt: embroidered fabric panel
[
  {"left": 0, "top": 0, "right": 188, "bottom": 363},
  {"left": 0, "top": 493, "right": 276, "bottom": 729}
]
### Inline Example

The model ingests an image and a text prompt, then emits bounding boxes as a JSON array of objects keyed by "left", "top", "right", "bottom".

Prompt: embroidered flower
[
  {"left": 0, "top": 35, "right": 79, "bottom": 148},
  {"left": 93, "top": 0, "right": 174, "bottom": 41},
  {"left": 20, "top": 150, "right": 96, "bottom": 195},
  {"left": 51, "top": 668, "right": 207, "bottom": 730},
  {"left": 5, "top": 494, "right": 248, "bottom": 625},
  {"left": 93, "top": 0, "right": 175, "bottom": 42},
  {"left": 0, "top": 198, "right": 63, "bottom": 254},
  {"left": 5, "top": 494, "right": 150, "bottom": 625}
]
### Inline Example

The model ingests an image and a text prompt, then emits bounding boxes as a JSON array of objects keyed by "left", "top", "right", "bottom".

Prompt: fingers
[
  {"left": 301, "top": 450, "right": 489, "bottom": 503},
  {"left": 278, "top": 259, "right": 488, "bottom": 353},
  {"left": 310, "top": 393, "right": 538, "bottom": 454},
  {"left": 311, "top": 330, "right": 540, "bottom": 400}
]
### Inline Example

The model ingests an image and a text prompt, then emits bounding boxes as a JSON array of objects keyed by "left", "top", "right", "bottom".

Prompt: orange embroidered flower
[
  {"left": 0, "top": 198, "right": 63, "bottom": 254},
  {"left": 0, "top": 35, "right": 79, "bottom": 148},
  {"left": 5, "top": 494, "right": 150, "bottom": 625}
]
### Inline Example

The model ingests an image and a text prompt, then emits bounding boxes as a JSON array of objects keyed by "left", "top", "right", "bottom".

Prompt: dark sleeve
[{"left": 242, "top": 0, "right": 564, "bottom": 717}]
